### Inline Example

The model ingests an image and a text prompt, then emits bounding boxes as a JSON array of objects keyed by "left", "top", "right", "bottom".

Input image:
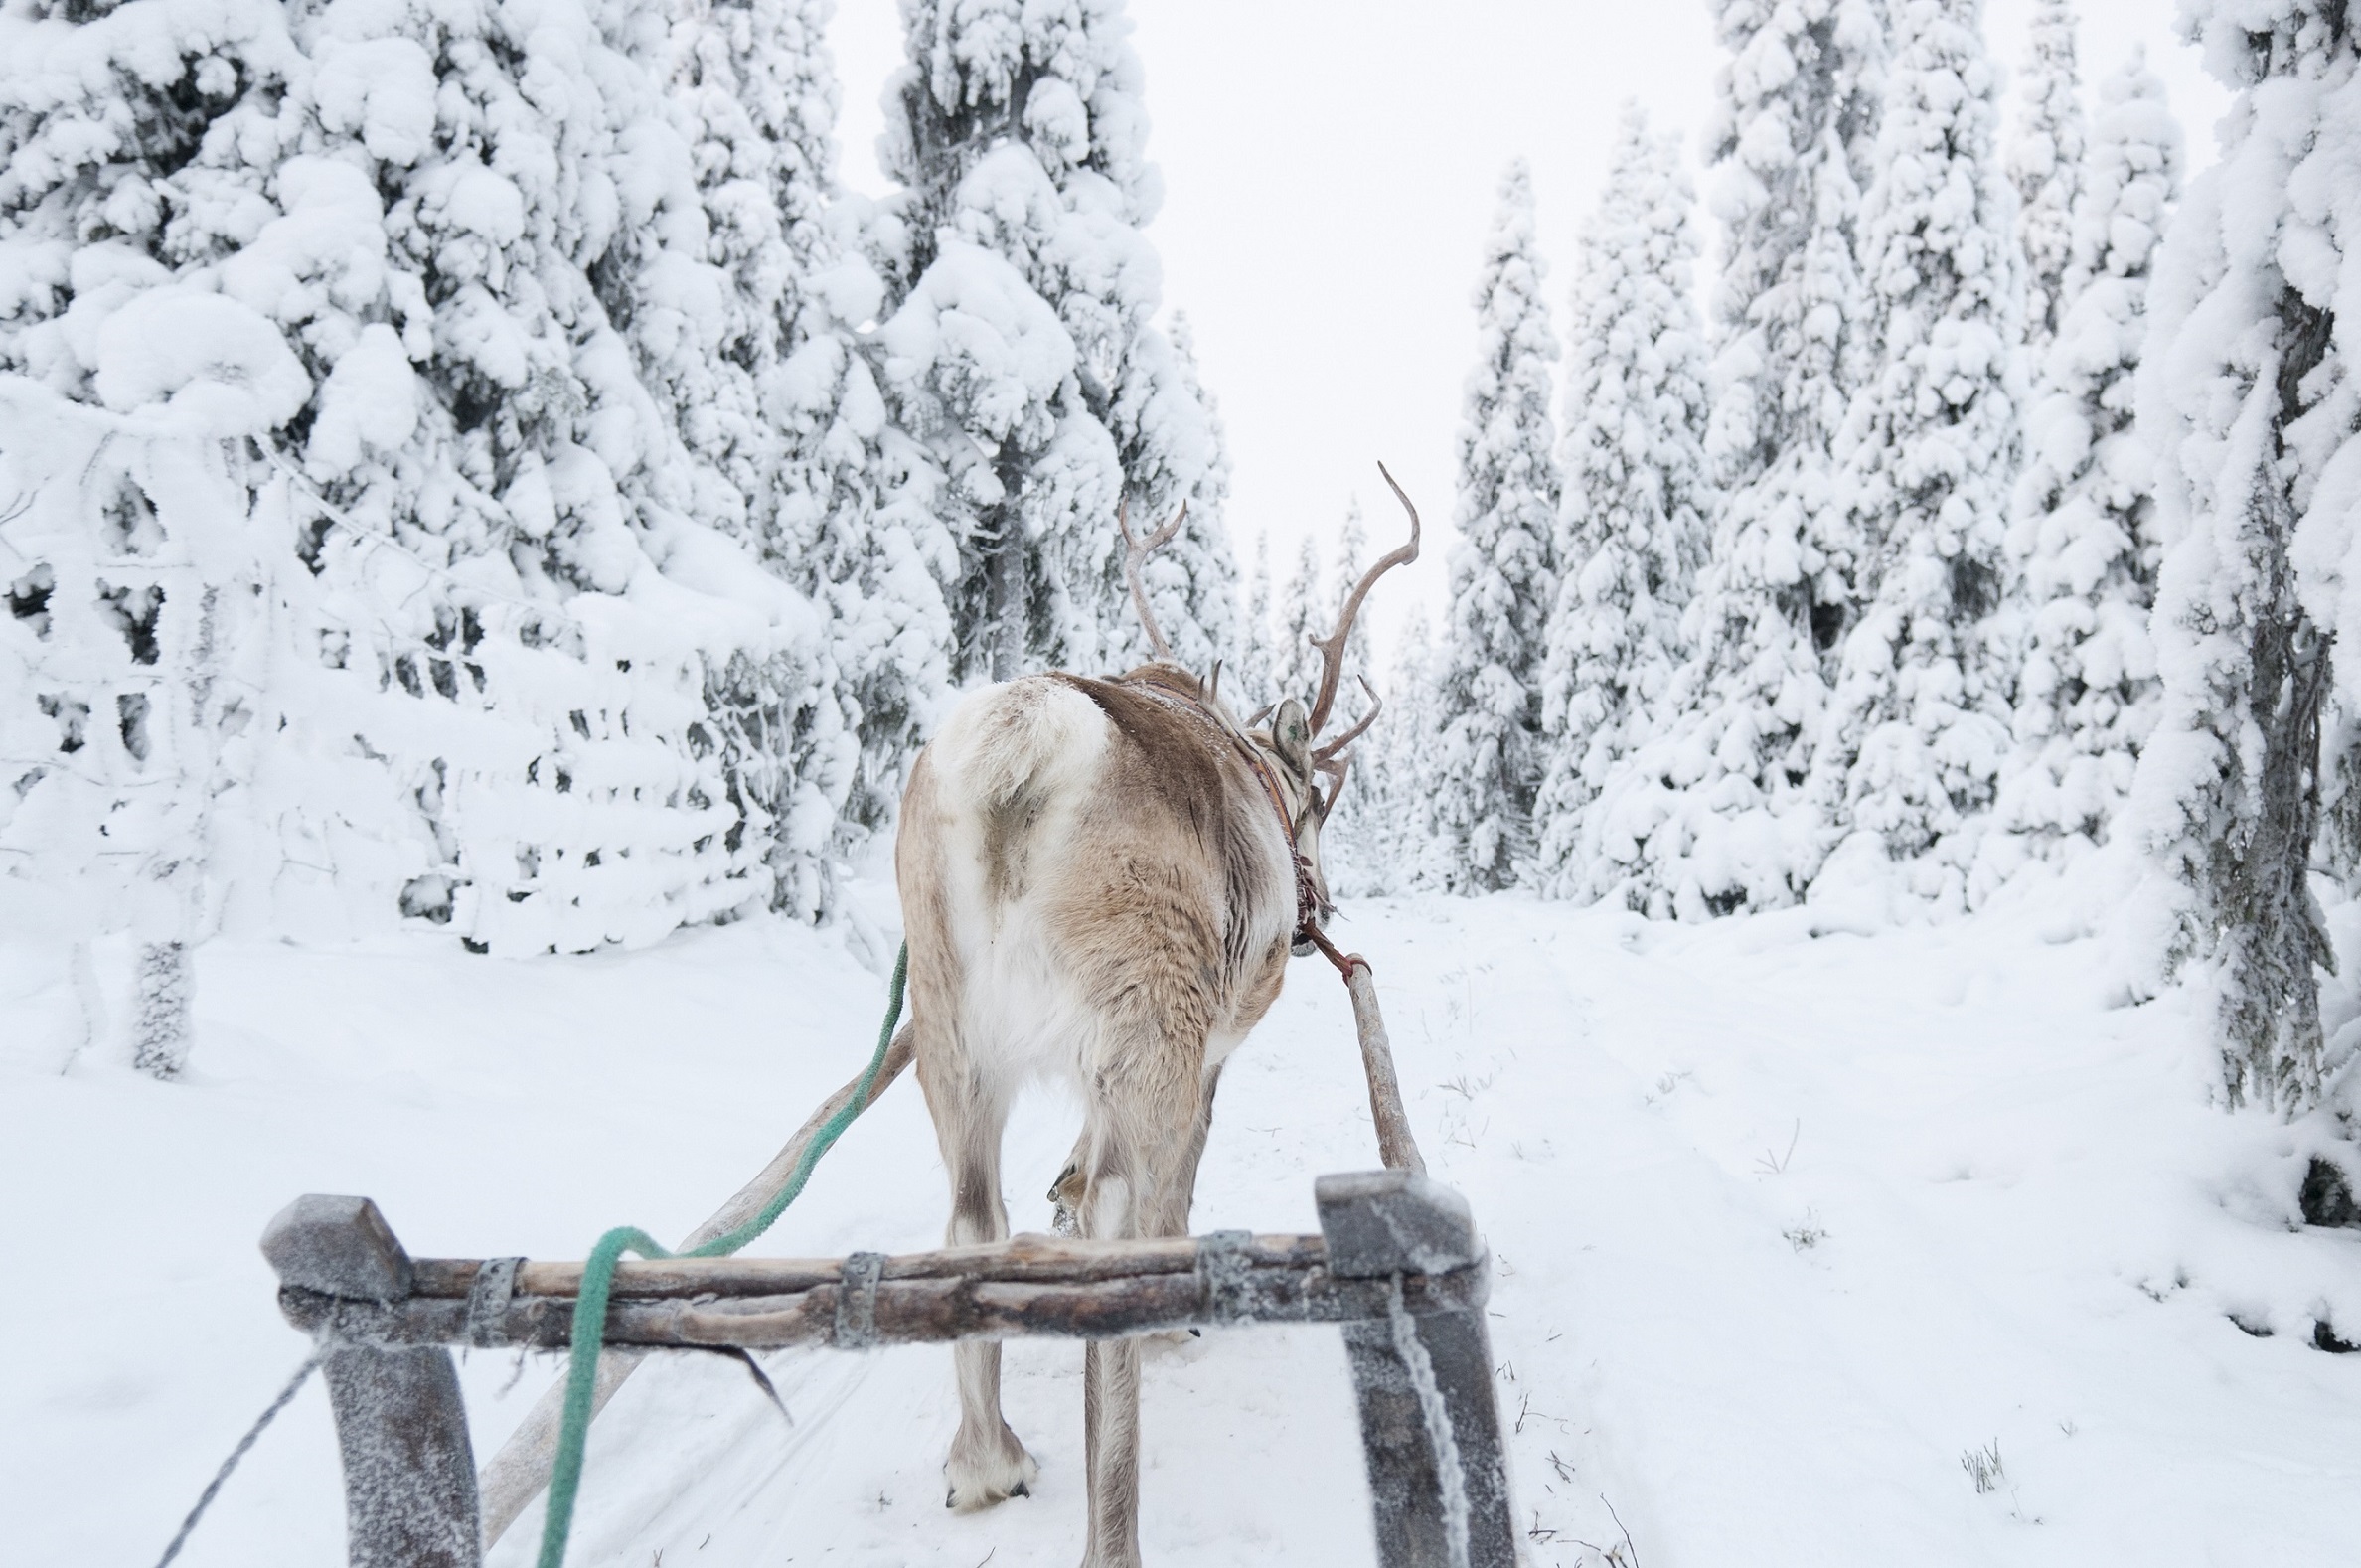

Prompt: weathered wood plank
[
  {"left": 260, "top": 1197, "right": 481, "bottom": 1568},
  {"left": 408, "top": 1231, "right": 1329, "bottom": 1301},
  {"left": 282, "top": 1254, "right": 1484, "bottom": 1351},
  {"left": 1317, "top": 1170, "right": 1514, "bottom": 1568},
  {"left": 262, "top": 1194, "right": 414, "bottom": 1300},
  {"left": 320, "top": 1346, "right": 482, "bottom": 1568}
]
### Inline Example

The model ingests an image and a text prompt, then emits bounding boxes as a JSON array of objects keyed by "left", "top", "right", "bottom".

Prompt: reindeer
[{"left": 892, "top": 469, "right": 1419, "bottom": 1567}]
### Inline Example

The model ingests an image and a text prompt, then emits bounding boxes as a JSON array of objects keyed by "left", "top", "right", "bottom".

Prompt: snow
[
  {"left": 9, "top": 875, "right": 2361, "bottom": 1566},
  {"left": 93, "top": 287, "right": 312, "bottom": 432},
  {"left": 5, "top": 0, "right": 2361, "bottom": 1558}
]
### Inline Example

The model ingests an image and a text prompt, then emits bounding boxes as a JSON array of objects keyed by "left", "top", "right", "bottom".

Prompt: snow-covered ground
[{"left": 8, "top": 876, "right": 2360, "bottom": 1567}]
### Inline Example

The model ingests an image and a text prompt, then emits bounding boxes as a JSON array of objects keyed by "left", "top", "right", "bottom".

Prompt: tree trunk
[
  {"left": 129, "top": 939, "right": 193, "bottom": 1079},
  {"left": 2216, "top": 290, "right": 2339, "bottom": 1111}
]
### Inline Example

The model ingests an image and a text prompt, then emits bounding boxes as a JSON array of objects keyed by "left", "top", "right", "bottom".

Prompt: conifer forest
[{"left": 6, "top": 1, "right": 2361, "bottom": 1564}]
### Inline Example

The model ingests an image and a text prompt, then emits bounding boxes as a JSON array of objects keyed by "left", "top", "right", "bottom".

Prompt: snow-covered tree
[
  {"left": 1110, "top": 310, "right": 1238, "bottom": 676},
  {"left": 707, "top": 12, "right": 953, "bottom": 839},
  {"left": 1811, "top": 0, "right": 2021, "bottom": 891},
  {"left": 1272, "top": 531, "right": 1324, "bottom": 707},
  {"left": 774, "top": 254, "right": 953, "bottom": 836},
  {"left": 646, "top": 0, "right": 844, "bottom": 557},
  {"left": 1433, "top": 159, "right": 1559, "bottom": 892},
  {"left": 1331, "top": 496, "right": 1374, "bottom": 679},
  {"left": 1993, "top": 51, "right": 2179, "bottom": 864},
  {"left": 1329, "top": 606, "right": 1446, "bottom": 896},
  {"left": 1236, "top": 527, "right": 1274, "bottom": 709},
  {"left": 0, "top": 0, "right": 866, "bottom": 1009},
  {"left": 275, "top": 0, "right": 856, "bottom": 938},
  {"left": 1310, "top": 496, "right": 1383, "bottom": 868},
  {"left": 2005, "top": 0, "right": 2087, "bottom": 348},
  {"left": 1578, "top": 0, "right": 1884, "bottom": 918},
  {"left": 1531, "top": 107, "right": 1714, "bottom": 905},
  {"left": 877, "top": 0, "right": 1233, "bottom": 681},
  {"left": 2130, "top": 0, "right": 2359, "bottom": 1112},
  {"left": 0, "top": 0, "right": 302, "bottom": 1071}
]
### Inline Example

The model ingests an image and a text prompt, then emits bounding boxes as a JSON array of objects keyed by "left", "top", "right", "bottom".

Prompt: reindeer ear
[{"left": 1271, "top": 698, "right": 1313, "bottom": 782}]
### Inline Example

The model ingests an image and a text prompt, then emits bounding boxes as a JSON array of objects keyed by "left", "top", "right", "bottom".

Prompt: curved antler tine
[
  {"left": 1120, "top": 497, "right": 1188, "bottom": 662},
  {"left": 1315, "top": 750, "right": 1350, "bottom": 825},
  {"left": 1312, "top": 675, "right": 1381, "bottom": 764},
  {"left": 1307, "top": 462, "right": 1421, "bottom": 735}
]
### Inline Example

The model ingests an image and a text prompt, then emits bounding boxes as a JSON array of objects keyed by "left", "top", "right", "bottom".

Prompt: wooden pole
[
  {"left": 261, "top": 1196, "right": 481, "bottom": 1568},
  {"left": 474, "top": 1024, "right": 913, "bottom": 1545},
  {"left": 1334, "top": 953, "right": 1425, "bottom": 1175},
  {"left": 1316, "top": 1170, "right": 1513, "bottom": 1568}
]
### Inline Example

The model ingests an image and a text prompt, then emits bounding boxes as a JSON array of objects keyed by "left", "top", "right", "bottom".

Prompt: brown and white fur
[
  {"left": 894, "top": 665, "right": 1326, "bottom": 1565},
  {"left": 893, "top": 473, "right": 1416, "bottom": 1567}
]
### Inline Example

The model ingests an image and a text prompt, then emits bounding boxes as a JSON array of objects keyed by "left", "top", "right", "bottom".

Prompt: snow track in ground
[{"left": 5, "top": 885, "right": 2358, "bottom": 1566}]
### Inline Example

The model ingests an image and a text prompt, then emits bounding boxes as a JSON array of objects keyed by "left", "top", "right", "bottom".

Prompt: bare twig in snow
[{"left": 1961, "top": 1439, "right": 2005, "bottom": 1494}]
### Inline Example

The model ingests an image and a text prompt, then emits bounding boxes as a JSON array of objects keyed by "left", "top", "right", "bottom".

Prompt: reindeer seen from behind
[{"left": 893, "top": 468, "right": 1420, "bottom": 1567}]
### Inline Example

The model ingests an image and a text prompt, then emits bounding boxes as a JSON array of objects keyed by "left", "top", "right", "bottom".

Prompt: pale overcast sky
[{"left": 828, "top": 1, "right": 2228, "bottom": 651}]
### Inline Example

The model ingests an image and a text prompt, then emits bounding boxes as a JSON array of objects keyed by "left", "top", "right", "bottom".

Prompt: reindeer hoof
[
  {"left": 944, "top": 1441, "right": 1039, "bottom": 1512},
  {"left": 1047, "top": 1162, "right": 1084, "bottom": 1236}
]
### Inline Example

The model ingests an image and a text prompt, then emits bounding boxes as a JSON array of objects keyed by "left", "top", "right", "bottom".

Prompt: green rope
[{"left": 537, "top": 941, "right": 909, "bottom": 1568}]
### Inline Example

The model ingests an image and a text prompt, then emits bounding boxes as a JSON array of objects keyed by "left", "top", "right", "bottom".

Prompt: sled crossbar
[{"left": 263, "top": 1170, "right": 1517, "bottom": 1568}]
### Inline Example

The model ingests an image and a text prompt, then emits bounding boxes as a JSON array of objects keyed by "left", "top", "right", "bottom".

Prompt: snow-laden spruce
[
  {"left": 0, "top": 0, "right": 864, "bottom": 1023},
  {"left": 1993, "top": 51, "right": 2179, "bottom": 867},
  {"left": 1271, "top": 531, "right": 1325, "bottom": 709},
  {"left": 1304, "top": 497, "right": 1382, "bottom": 876},
  {"left": 1331, "top": 496, "right": 1375, "bottom": 682},
  {"left": 1236, "top": 528, "right": 1275, "bottom": 712},
  {"left": 1531, "top": 108, "right": 1713, "bottom": 908},
  {"left": 281, "top": 0, "right": 857, "bottom": 943},
  {"left": 1812, "top": 0, "right": 2021, "bottom": 897},
  {"left": 639, "top": 0, "right": 832, "bottom": 556},
  {"left": 1329, "top": 604, "right": 1448, "bottom": 896},
  {"left": 1136, "top": 312, "right": 1240, "bottom": 675},
  {"left": 730, "top": 7, "right": 954, "bottom": 839},
  {"left": 0, "top": 0, "right": 306, "bottom": 1069},
  {"left": 2005, "top": 0, "right": 2087, "bottom": 349},
  {"left": 878, "top": 0, "right": 1235, "bottom": 683},
  {"left": 2129, "top": 0, "right": 2360, "bottom": 1113},
  {"left": 1433, "top": 159, "right": 1559, "bottom": 893},
  {"left": 1573, "top": 0, "right": 1883, "bottom": 918}
]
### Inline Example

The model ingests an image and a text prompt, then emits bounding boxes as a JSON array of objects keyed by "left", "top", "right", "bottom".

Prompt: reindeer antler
[
  {"left": 1311, "top": 675, "right": 1380, "bottom": 823},
  {"left": 1314, "top": 675, "right": 1381, "bottom": 766},
  {"left": 1118, "top": 496, "right": 1188, "bottom": 663},
  {"left": 1315, "top": 750, "right": 1350, "bottom": 825},
  {"left": 1307, "top": 462, "right": 1420, "bottom": 736}
]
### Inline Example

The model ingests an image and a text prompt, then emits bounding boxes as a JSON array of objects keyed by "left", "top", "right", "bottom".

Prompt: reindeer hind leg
[
  {"left": 918, "top": 1043, "right": 1038, "bottom": 1511},
  {"left": 1075, "top": 1040, "right": 1212, "bottom": 1568}
]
